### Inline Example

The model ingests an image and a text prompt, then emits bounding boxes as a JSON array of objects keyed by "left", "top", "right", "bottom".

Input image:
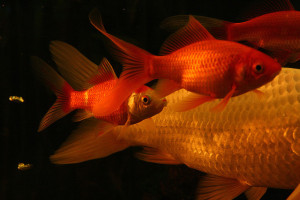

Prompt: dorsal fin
[
  {"left": 88, "top": 57, "right": 117, "bottom": 85},
  {"left": 159, "top": 15, "right": 215, "bottom": 55},
  {"left": 50, "top": 41, "right": 116, "bottom": 91},
  {"left": 239, "top": 0, "right": 295, "bottom": 21}
]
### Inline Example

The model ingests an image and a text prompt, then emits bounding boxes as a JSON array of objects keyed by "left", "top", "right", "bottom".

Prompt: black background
[{"left": 1, "top": 0, "right": 299, "bottom": 199}]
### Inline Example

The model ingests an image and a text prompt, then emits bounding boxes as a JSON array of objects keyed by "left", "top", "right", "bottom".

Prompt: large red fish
[
  {"left": 161, "top": 0, "right": 300, "bottom": 64},
  {"left": 32, "top": 41, "right": 166, "bottom": 132},
  {"left": 88, "top": 10, "right": 281, "bottom": 116}
]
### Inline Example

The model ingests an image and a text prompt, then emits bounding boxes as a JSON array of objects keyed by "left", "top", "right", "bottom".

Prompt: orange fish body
[
  {"left": 68, "top": 79, "right": 128, "bottom": 124},
  {"left": 89, "top": 11, "right": 281, "bottom": 115},
  {"left": 32, "top": 41, "right": 166, "bottom": 132},
  {"left": 152, "top": 40, "right": 279, "bottom": 98}
]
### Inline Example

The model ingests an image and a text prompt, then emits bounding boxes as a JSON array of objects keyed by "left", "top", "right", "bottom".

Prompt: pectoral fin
[
  {"left": 154, "top": 79, "right": 181, "bottom": 98},
  {"left": 136, "top": 147, "right": 181, "bottom": 165},
  {"left": 253, "top": 89, "right": 265, "bottom": 99},
  {"left": 244, "top": 187, "right": 267, "bottom": 200},
  {"left": 211, "top": 85, "right": 236, "bottom": 112},
  {"left": 196, "top": 174, "right": 250, "bottom": 200},
  {"left": 171, "top": 93, "right": 215, "bottom": 112}
]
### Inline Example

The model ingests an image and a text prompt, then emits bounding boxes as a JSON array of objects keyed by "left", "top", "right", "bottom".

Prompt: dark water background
[{"left": 1, "top": 0, "right": 299, "bottom": 199}]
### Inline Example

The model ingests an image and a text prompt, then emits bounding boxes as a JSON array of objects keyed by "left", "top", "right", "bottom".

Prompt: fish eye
[
  {"left": 141, "top": 95, "right": 151, "bottom": 105},
  {"left": 253, "top": 64, "right": 264, "bottom": 74}
]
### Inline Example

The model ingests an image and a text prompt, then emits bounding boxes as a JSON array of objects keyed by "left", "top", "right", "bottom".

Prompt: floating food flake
[
  {"left": 17, "top": 163, "right": 32, "bottom": 171},
  {"left": 9, "top": 96, "right": 24, "bottom": 103}
]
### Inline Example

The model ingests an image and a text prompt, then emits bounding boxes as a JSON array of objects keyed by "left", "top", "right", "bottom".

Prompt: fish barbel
[{"left": 51, "top": 68, "right": 300, "bottom": 199}]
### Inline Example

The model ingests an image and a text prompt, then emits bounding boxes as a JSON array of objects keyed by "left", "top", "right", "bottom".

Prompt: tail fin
[
  {"left": 160, "top": 15, "right": 231, "bottom": 40},
  {"left": 89, "top": 9, "right": 153, "bottom": 116},
  {"left": 31, "top": 56, "right": 74, "bottom": 132}
]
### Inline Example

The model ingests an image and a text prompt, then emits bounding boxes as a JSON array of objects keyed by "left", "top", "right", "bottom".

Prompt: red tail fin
[
  {"left": 31, "top": 56, "right": 74, "bottom": 132},
  {"left": 89, "top": 9, "right": 153, "bottom": 116}
]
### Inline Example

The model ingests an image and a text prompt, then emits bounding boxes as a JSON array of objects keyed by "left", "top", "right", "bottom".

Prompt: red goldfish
[
  {"left": 88, "top": 10, "right": 281, "bottom": 116},
  {"left": 161, "top": 0, "right": 300, "bottom": 64},
  {"left": 32, "top": 41, "right": 166, "bottom": 132}
]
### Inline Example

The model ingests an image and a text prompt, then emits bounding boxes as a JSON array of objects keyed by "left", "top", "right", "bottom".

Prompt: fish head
[
  {"left": 127, "top": 85, "right": 167, "bottom": 125},
  {"left": 234, "top": 49, "right": 281, "bottom": 93}
]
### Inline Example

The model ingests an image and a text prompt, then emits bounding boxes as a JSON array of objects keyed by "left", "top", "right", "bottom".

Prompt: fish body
[
  {"left": 52, "top": 68, "right": 300, "bottom": 198},
  {"left": 118, "top": 68, "right": 300, "bottom": 191},
  {"left": 32, "top": 41, "right": 166, "bottom": 132},
  {"left": 229, "top": 11, "right": 300, "bottom": 56},
  {"left": 152, "top": 40, "right": 278, "bottom": 98},
  {"left": 161, "top": 3, "right": 300, "bottom": 64},
  {"left": 68, "top": 79, "right": 128, "bottom": 124},
  {"left": 89, "top": 11, "right": 281, "bottom": 115}
]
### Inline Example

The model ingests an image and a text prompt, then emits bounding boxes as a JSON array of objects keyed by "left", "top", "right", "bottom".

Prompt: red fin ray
[
  {"left": 159, "top": 15, "right": 215, "bottom": 55},
  {"left": 89, "top": 9, "right": 153, "bottom": 116},
  {"left": 210, "top": 85, "right": 236, "bottom": 112},
  {"left": 87, "top": 57, "right": 117, "bottom": 85},
  {"left": 31, "top": 56, "right": 74, "bottom": 132}
]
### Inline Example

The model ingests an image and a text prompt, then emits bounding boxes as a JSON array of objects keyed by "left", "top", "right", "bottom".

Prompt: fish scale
[{"left": 119, "top": 68, "right": 300, "bottom": 189}]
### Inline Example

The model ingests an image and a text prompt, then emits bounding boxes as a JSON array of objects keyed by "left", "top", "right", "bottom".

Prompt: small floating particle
[
  {"left": 9, "top": 96, "right": 24, "bottom": 103},
  {"left": 17, "top": 163, "right": 32, "bottom": 171}
]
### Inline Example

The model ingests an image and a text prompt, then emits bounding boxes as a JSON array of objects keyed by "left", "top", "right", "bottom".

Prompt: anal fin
[
  {"left": 196, "top": 174, "right": 250, "bottom": 200},
  {"left": 136, "top": 147, "right": 181, "bottom": 165},
  {"left": 73, "top": 110, "right": 94, "bottom": 122},
  {"left": 211, "top": 85, "right": 236, "bottom": 112},
  {"left": 245, "top": 187, "right": 267, "bottom": 200}
]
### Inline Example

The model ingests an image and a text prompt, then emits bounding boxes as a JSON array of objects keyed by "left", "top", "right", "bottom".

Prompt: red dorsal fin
[
  {"left": 88, "top": 57, "right": 117, "bottom": 85},
  {"left": 50, "top": 41, "right": 114, "bottom": 91},
  {"left": 239, "top": 0, "right": 295, "bottom": 21},
  {"left": 159, "top": 15, "right": 215, "bottom": 55}
]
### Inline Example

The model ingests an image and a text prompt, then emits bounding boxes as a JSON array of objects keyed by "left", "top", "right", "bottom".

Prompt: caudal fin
[
  {"left": 89, "top": 9, "right": 153, "bottom": 116},
  {"left": 31, "top": 56, "right": 74, "bottom": 132}
]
